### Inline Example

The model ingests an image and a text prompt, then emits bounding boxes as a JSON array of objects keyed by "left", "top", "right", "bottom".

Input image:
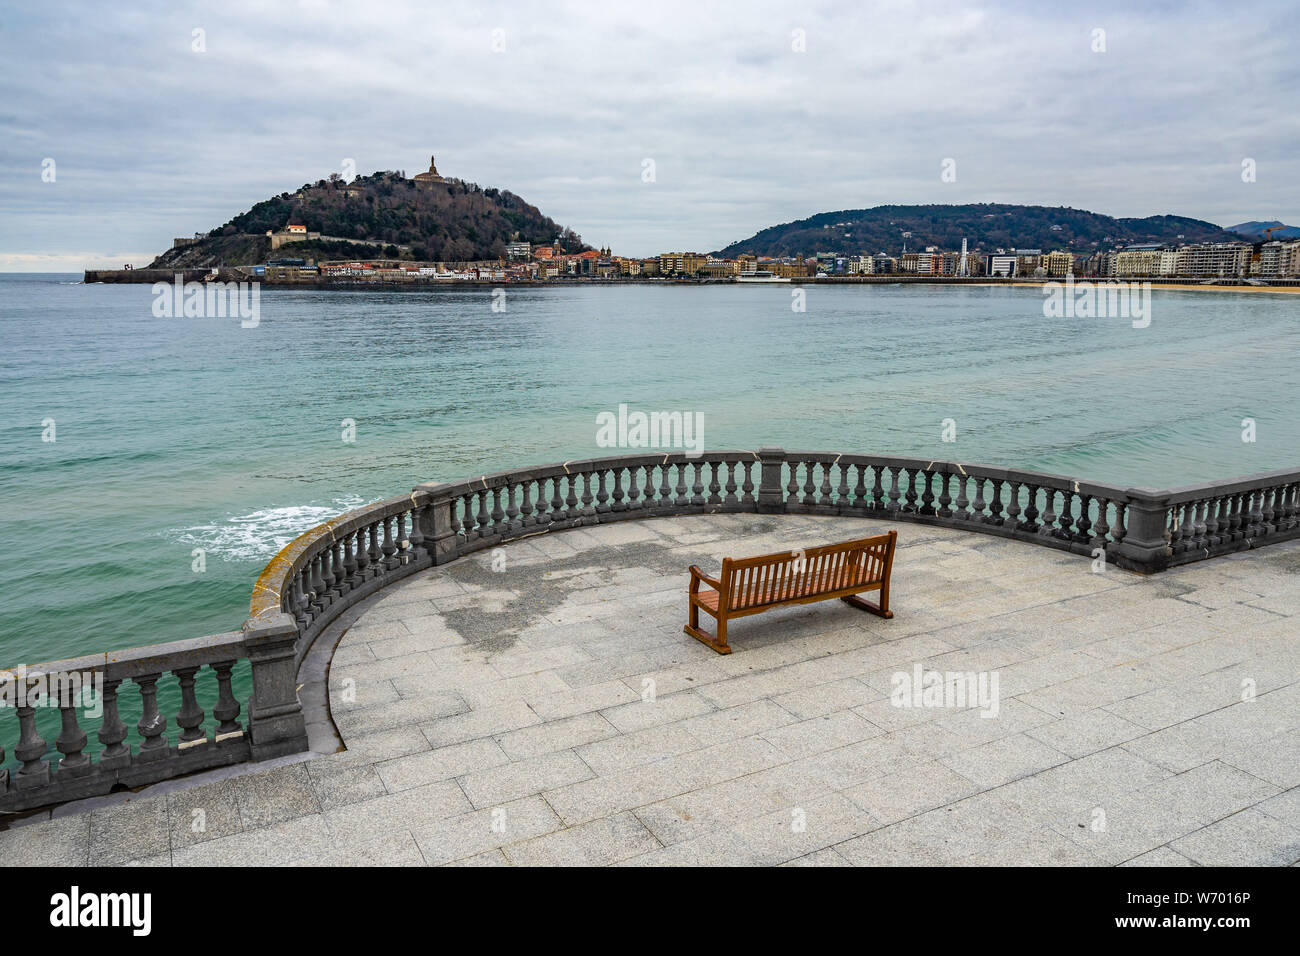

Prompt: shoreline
[{"left": 79, "top": 269, "right": 1300, "bottom": 294}]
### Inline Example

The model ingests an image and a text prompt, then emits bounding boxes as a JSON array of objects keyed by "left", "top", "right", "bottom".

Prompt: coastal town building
[
  {"left": 266, "top": 223, "right": 320, "bottom": 250},
  {"left": 1256, "top": 239, "right": 1300, "bottom": 277},
  {"left": 658, "top": 252, "right": 708, "bottom": 275},
  {"left": 1174, "top": 242, "right": 1251, "bottom": 278}
]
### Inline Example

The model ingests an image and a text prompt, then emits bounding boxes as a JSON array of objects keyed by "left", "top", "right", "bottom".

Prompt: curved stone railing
[{"left": 4, "top": 447, "right": 1298, "bottom": 815}]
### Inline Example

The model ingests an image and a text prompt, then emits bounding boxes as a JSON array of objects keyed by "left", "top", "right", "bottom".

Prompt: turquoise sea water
[{"left": 1, "top": 274, "right": 1297, "bottom": 669}]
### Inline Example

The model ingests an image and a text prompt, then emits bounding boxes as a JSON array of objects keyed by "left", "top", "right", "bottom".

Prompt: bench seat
[{"left": 684, "top": 531, "right": 897, "bottom": 654}]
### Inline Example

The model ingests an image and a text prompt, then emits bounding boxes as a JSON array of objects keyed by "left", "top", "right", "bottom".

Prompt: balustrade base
[{"left": 0, "top": 734, "right": 252, "bottom": 816}]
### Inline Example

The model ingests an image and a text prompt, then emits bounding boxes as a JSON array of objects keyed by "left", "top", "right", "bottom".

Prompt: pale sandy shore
[{"left": 976, "top": 281, "right": 1300, "bottom": 295}]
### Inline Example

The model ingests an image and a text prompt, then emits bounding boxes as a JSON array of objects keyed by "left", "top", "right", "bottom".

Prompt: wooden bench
[{"left": 684, "top": 531, "right": 897, "bottom": 654}]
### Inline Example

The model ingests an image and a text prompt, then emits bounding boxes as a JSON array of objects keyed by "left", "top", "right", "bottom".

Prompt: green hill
[
  {"left": 713, "top": 204, "right": 1244, "bottom": 257},
  {"left": 149, "top": 169, "right": 586, "bottom": 267}
]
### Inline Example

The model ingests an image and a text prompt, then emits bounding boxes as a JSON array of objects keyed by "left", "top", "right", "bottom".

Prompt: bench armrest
[{"left": 688, "top": 565, "right": 721, "bottom": 592}]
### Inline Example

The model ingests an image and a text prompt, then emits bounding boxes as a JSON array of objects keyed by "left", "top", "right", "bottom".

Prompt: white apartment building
[
  {"left": 1174, "top": 242, "right": 1251, "bottom": 278},
  {"left": 1256, "top": 240, "right": 1300, "bottom": 277}
]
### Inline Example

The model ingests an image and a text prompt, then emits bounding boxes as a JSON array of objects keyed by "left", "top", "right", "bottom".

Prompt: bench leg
[
  {"left": 683, "top": 616, "right": 731, "bottom": 654},
  {"left": 841, "top": 594, "right": 893, "bottom": 619}
]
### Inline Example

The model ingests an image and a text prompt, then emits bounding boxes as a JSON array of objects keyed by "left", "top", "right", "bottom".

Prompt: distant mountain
[
  {"left": 712, "top": 204, "right": 1245, "bottom": 258},
  {"left": 1227, "top": 220, "right": 1300, "bottom": 240},
  {"left": 149, "top": 167, "right": 586, "bottom": 267}
]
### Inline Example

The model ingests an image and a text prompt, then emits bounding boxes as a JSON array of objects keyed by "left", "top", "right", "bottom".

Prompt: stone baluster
[
  {"left": 1022, "top": 484, "right": 1040, "bottom": 532},
  {"left": 1005, "top": 481, "right": 1022, "bottom": 527},
  {"left": 819, "top": 463, "right": 833, "bottom": 509},
  {"left": 551, "top": 476, "right": 566, "bottom": 520},
  {"left": 1169, "top": 503, "right": 1189, "bottom": 553},
  {"left": 785, "top": 462, "right": 800, "bottom": 505},
  {"left": 642, "top": 465, "right": 657, "bottom": 509},
  {"left": 474, "top": 491, "right": 490, "bottom": 539},
  {"left": 1260, "top": 487, "right": 1277, "bottom": 534},
  {"left": 520, "top": 479, "right": 537, "bottom": 525},
  {"left": 971, "top": 478, "right": 987, "bottom": 521},
  {"left": 988, "top": 480, "right": 1005, "bottom": 525},
  {"left": 1057, "top": 490, "right": 1075, "bottom": 538},
  {"left": 1192, "top": 500, "right": 1208, "bottom": 550},
  {"left": 870, "top": 466, "right": 885, "bottom": 511},
  {"left": 13, "top": 698, "right": 50, "bottom": 788},
  {"left": 621, "top": 468, "right": 637, "bottom": 512},
  {"left": 582, "top": 472, "right": 597, "bottom": 517},
  {"left": 1280, "top": 483, "right": 1294, "bottom": 529},
  {"left": 852, "top": 465, "right": 868, "bottom": 512},
  {"left": 319, "top": 544, "right": 337, "bottom": 601},
  {"left": 212, "top": 661, "right": 243, "bottom": 743},
  {"left": 491, "top": 486, "right": 506, "bottom": 532},
  {"left": 393, "top": 512, "right": 409, "bottom": 566},
  {"left": 886, "top": 468, "right": 902, "bottom": 516},
  {"left": 175, "top": 666, "right": 207, "bottom": 749},
  {"left": 655, "top": 465, "right": 670, "bottom": 509},
  {"left": 611, "top": 468, "right": 627, "bottom": 511},
  {"left": 802, "top": 462, "right": 816, "bottom": 507},
  {"left": 1211, "top": 494, "right": 1232, "bottom": 546},
  {"left": 954, "top": 475, "right": 970, "bottom": 521},
  {"left": 134, "top": 673, "right": 169, "bottom": 764},
  {"left": 1111, "top": 501, "right": 1127, "bottom": 545},
  {"left": 500, "top": 483, "right": 518, "bottom": 530},
  {"left": 671, "top": 463, "right": 687, "bottom": 507},
  {"left": 564, "top": 474, "right": 580, "bottom": 520},
  {"left": 291, "top": 567, "right": 309, "bottom": 627},
  {"left": 920, "top": 470, "right": 936, "bottom": 516},
  {"left": 741, "top": 459, "right": 756, "bottom": 505},
  {"left": 938, "top": 472, "right": 953, "bottom": 518},
  {"left": 724, "top": 461, "right": 739, "bottom": 507},
  {"left": 353, "top": 528, "right": 371, "bottom": 582},
  {"left": 1066, "top": 496, "right": 1086, "bottom": 541},
  {"left": 341, "top": 528, "right": 359, "bottom": 586},
  {"left": 367, "top": 521, "right": 383, "bottom": 573},
  {"left": 903, "top": 468, "right": 918, "bottom": 513},
  {"left": 381, "top": 515, "right": 398, "bottom": 569},
  {"left": 1226, "top": 493, "right": 1245, "bottom": 540},
  {"left": 97, "top": 678, "right": 131, "bottom": 771},
  {"left": 1039, "top": 489, "right": 1057, "bottom": 536},
  {"left": 707, "top": 462, "right": 722, "bottom": 506},
  {"left": 406, "top": 508, "right": 425, "bottom": 560},
  {"left": 309, "top": 553, "right": 327, "bottom": 614},
  {"left": 54, "top": 681, "right": 91, "bottom": 777},
  {"left": 1248, "top": 490, "right": 1265, "bottom": 537},
  {"left": 333, "top": 537, "right": 350, "bottom": 591},
  {"left": 1092, "top": 499, "right": 1110, "bottom": 551},
  {"left": 691, "top": 462, "right": 705, "bottom": 506}
]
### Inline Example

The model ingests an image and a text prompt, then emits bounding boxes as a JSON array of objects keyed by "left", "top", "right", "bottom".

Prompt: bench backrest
[{"left": 719, "top": 531, "right": 897, "bottom": 612}]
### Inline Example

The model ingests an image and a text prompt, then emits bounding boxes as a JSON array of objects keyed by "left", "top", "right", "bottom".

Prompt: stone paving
[{"left": 5, "top": 515, "right": 1300, "bottom": 866}]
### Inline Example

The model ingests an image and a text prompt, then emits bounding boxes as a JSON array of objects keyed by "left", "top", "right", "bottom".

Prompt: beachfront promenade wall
[{"left": 3, "top": 448, "right": 1299, "bottom": 814}]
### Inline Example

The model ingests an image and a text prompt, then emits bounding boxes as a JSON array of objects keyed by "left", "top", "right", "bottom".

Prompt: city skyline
[{"left": 2, "top": 0, "right": 1298, "bottom": 271}]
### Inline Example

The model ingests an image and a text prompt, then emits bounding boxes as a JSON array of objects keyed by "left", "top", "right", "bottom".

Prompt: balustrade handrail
[
  {"left": 5, "top": 446, "right": 1299, "bottom": 817},
  {"left": 1160, "top": 465, "right": 1300, "bottom": 504}
]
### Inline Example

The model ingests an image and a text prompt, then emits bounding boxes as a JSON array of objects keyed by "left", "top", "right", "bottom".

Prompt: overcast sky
[{"left": 2, "top": 0, "right": 1297, "bottom": 270}]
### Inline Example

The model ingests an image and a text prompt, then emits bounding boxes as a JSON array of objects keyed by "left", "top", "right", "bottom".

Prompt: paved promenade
[{"left": 5, "top": 515, "right": 1299, "bottom": 866}]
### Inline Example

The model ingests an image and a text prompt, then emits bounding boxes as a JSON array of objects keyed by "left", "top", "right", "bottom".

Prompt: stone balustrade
[{"left": 4, "top": 447, "right": 1298, "bottom": 815}]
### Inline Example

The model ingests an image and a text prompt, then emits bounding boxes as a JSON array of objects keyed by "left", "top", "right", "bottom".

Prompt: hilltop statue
[{"left": 413, "top": 155, "right": 445, "bottom": 188}]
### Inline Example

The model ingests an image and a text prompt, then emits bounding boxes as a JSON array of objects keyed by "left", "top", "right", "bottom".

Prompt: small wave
[{"left": 163, "top": 495, "right": 365, "bottom": 562}]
